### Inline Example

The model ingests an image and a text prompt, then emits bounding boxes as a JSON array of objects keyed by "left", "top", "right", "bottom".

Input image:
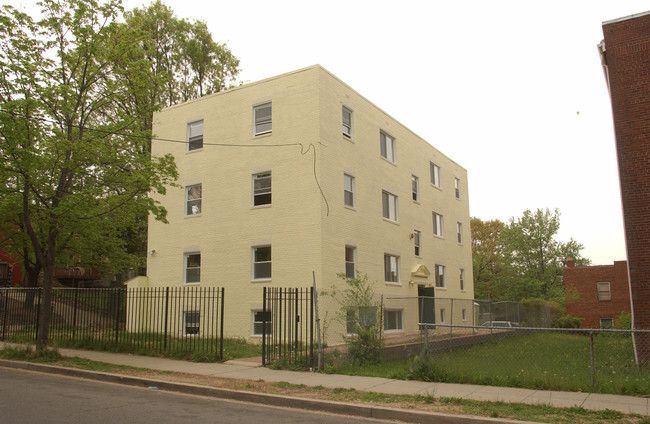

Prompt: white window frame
[
  {"left": 600, "top": 318, "right": 614, "bottom": 329},
  {"left": 252, "top": 246, "right": 272, "bottom": 281},
  {"left": 187, "top": 120, "right": 203, "bottom": 151},
  {"left": 412, "top": 175, "right": 419, "bottom": 202},
  {"left": 430, "top": 162, "right": 441, "bottom": 188},
  {"left": 345, "top": 246, "right": 356, "bottom": 279},
  {"left": 460, "top": 268, "right": 465, "bottom": 291},
  {"left": 440, "top": 308, "right": 446, "bottom": 323},
  {"left": 414, "top": 230, "right": 421, "bottom": 257},
  {"left": 185, "top": 184, "right": 202, "bottom": 216},
  {"left": 384, "top": 309, "right": 403, "bottom": 332},
  {"left": 380, "top": 131, "right": 396, "bottom": 163},
  {"left": 461, "top": 308, "right": 467, "bottom": 322},
  {"left": 347, "top": 306, "right": 378, "bottom": 335},
  {"left": 433, "top": 212, "right": 444, "bottom": 237},
  {"left": 597, "top": 281, "right": 611, "bottom": 301},
  {"left": 457, "top": 222, "right": 463, "bottom": 243},
  {"left": 183, "top": 311, "right": 200, "bottom": 336},
  {"left": 184, "top": 253, "right": 201, "bottom": 285},
  {"left": 252, "top": 310, "right": 271, "bottom": 336},
  {"left": 435, "top": 264, "right": 446, "bottom": 288},
  {"left": 454, "top": 177, "right": 461, "bottom": 199},
  {"left": 382, "top": 191, "right": 398, "bottom": 222},
  {"left": 252, "top": 172, "right": 272, "bottom": 206},
  {"left": 384, "top": 254, "right": 400, "bottom": 284},
  {"left": 254, "top": 103, "right": 272, "bottom": 136},
  {"left": 344, "top": 174, "right": 355, "bottom": 208},
  {"left": 342, "top": 106, "right": 353, "bottom": 138}
]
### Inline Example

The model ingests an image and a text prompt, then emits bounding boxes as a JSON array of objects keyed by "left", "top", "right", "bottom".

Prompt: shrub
[
  {"left": 328, "top": 272, "right": 383, "bottom": 366},
  {"left": 552, "top": 315, "right": 583, "bottom": 328},
  {"left": 614, "top": 311, "right": 632, "bottom": 329}
]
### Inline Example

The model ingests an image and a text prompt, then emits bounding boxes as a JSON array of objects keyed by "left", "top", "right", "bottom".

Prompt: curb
[{"left": 0, "top": 360, "right": 533, "bottom": 424}]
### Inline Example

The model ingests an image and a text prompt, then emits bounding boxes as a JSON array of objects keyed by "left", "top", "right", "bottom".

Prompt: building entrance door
[{"left": 418, "top": 286, "right": 435, "bottom": 326}]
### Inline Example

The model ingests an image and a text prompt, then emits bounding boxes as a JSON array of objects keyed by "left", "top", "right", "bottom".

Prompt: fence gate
[{"left": 261, "top": 287, "right": 314, "bottom": 368}]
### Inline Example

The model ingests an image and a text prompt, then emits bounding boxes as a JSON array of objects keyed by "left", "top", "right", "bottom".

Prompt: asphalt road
[{"left": 0, "top": 367, "right": 395, "bottom": 424}]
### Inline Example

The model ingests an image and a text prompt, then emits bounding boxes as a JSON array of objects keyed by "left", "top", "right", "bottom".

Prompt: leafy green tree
[
  {"left": 124, "top": 1, "right": 240, "bottom": 110},
  {"left": 501, "top": 208, "right": 589, "bottom": 303},
  {"left": 0, "top": 0, "right": 178, "bottom": 350},
  {"left": 471, "top": 209, "right": 590, "bottom": 304},
  {"left": 470, "top": 217, "right": 508, "bottom": 299}
]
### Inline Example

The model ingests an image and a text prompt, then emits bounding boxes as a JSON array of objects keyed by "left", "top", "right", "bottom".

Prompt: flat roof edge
[{"left": 603, "top": 10, "right": 650, "bottom": 26}]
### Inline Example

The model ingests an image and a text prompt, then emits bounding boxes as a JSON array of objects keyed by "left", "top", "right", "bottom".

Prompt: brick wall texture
[
  {"left": 603, "top": 12, "right": 650, "bottom": 363},
  {"left": 564, "top": 260, "right": 630, "bottom": 328}
]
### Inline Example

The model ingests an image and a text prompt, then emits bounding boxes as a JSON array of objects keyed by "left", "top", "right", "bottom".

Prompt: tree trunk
[{"left": 35, "top": 237, "right": 56, "bottom": 352}]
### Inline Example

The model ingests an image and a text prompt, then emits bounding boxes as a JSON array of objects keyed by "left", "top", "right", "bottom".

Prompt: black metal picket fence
[
  {"left": 261, "top": 287, "right": 314, "bottom": 368},
  {"left": 0, "top": 286, "right": 225, "bottom": 360}
]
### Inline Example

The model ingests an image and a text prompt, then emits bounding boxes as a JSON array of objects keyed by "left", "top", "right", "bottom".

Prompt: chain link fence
[{"left": 414, "top": 324, "right": 650, "bottom": 394}]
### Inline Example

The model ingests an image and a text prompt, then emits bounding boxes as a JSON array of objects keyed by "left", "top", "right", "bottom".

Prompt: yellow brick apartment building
[{"left": 141, "top": 65, "right": 474, "bottom": 341}]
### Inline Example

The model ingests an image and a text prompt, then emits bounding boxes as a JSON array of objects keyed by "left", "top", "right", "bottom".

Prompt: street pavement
[{"left": 0, "top": 342, "right": 648, "bottom": 423}]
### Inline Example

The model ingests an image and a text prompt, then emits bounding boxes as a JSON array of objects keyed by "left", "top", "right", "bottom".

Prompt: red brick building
[
  {"left": 564, "top": 259, "right": 630, "bottom": 329},
  {"left": 601, "top": 11, "right": 650, "bottom": 363},
  {"left": 0, "top": 249, "right": 23, "bottom": 287}
]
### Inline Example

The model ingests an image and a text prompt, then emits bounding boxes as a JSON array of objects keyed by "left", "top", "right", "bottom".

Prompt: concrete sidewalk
[
  {"left": 37, "top": 347, "right": 649, "bottom": 416},
  {"left": 1, "top": 343, "right": 648, "bottom": 420}
]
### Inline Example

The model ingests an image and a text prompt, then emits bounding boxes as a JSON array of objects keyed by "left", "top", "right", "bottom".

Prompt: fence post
[
  {"left": 163, "top": 287, "right": 169, "bottom": 350},
  {"left": 114, "top": 289, "right": 122, "bottom": 345},
  {"left": 309, "top": 285, "right": 314, "bottom": 370},
  {"left": 379, "top": 295, "right": 384, "bottom": 349},
  {"left": 449, "top": 298, "right": 454, "bottom": 337},
  {"left": 590, "top": 331, "right": 595, "bottom": 392},
  {"left": 72, "top": 288, "right": 79, "bottom": 339},
  {"left": 2, "top": 289, "right": 8, "bottom": 341},
  {"left": 312, "top": 272, "right": 322, "bottom": 372},
  {"left": 294, "top": 288, "right": 299, "bottom": 363},
  {"left": 218, "top": 287, "right": 224, "bottom": 361},
  {"left": 262, "top": 287, "right": 267, "bottom": 367}
]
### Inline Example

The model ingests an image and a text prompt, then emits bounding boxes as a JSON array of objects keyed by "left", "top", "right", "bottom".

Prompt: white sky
[{"left": 9, "top": 0, "right": 649, "bottom": 265}]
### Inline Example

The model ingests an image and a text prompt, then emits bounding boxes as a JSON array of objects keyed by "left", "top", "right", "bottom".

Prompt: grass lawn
[{"left": 326, "top": 332, "right": 650, "bottom": 396}]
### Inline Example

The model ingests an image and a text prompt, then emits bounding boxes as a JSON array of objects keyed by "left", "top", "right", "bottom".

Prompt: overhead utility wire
[{"left": 0, "top": 109, "right": 331, "bottom": 216}]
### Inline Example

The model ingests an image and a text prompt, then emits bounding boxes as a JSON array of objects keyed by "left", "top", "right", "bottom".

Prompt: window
[
  {"left": 252, "top": 172, "right": 271, "bottom": 206},
  {"left": 440, "top": 308, "right": 446, "bottom": 323},
  {"left": 187, "top": 121, "right": 203, "bottom": 151},
  {"left": 414, "top": 230, "right": 421, "bottom": 256},
  {"left": 344, "top": 174, "right": 355, "bottom": 208},
  {"left": 380, "top": 131, "right": 396, "bottom": 163},
  {"left": 382, "top": 191, "right": 398, "bottom": 222},
  {"left": 430, "top": 162, "right": 440, "bottom": 187},
  {"left": 433, "top": 212, "right": 444, "bottom": 237},
  {"left": 384, "top": 310, "right": 403, "bottom": 331},
  {"left": 185, "top": 184, "right": 202, "bottom": 216},
  {"left": 345, "top": 246, "right": 356, "bottom": 279},
  {"left": 252, "top": 310, "right": 271, "bottom": 336},
  {"left": 384, "top": 254, "right": 400, "bottom": 283},
  {"left": 184, "top": 253, "right": 200, "bottom": 284},
  {"left": 435, "top": 264, "right": 446, "bottom": 288},
  {"left": 412, "top": 175, "right": 419, "bottom": 202},
  {"left": 347, "top": 307, "right": 378, "bottom": 334},
  {"left": 254, "top": 103, "right": 272, "bottom": 135},
  {"left": 253, "top": 246, "right": 272, "bottom": 280},
  {"left": 597, "top": 282, "right": 611, "bottom": 301},
  {"left": 600, "top": 318, "right": 614, "bottom": 329},
  {"left": 461, "top": 308, "right": 467, "bottom": 321},
  {"left": 454, "top": 177, "right": 461, "bottom": 199},
  {"left": 342, "top": 106, "right": 352, "bottom": 138},
  {"left": 460, "top": 268, "right": 465, "bottom": 291},
  {"left": 457, "top": 222, "right": 463, "bottom": 243},
  {"left": 184, "top": 311, "right": 200, "bottom": 335}
]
